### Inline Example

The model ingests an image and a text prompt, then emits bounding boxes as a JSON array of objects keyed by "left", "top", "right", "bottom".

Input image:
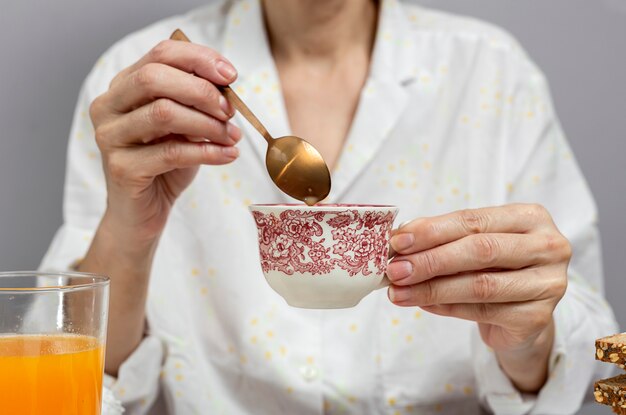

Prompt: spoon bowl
[{"left": 267, "top": 135, "right": 331, "bottom": 204}]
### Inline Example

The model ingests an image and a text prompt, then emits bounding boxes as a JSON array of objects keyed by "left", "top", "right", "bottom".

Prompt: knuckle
[
  {"left": 459, "top": 209, "right": 487, "bottom": 234},
  {"left": 526, "top": 203, "right": 548, "bottom": 220},
  {"left": 197, "top": 79, "right": 217, "bottom": 101},
  {"left": 559, "top": 237, "right": 573, "bottom": 261},
  {"left": 544, "top": 234, "right": 572, "bottom": 262},
  {"left": 161, "top": 141, "right": 183, "bottom": 165},
  {"left": 528, "top": 310, "right": 552, "bottom": 331},
  {"left": 206, "top": 118, "right": 228, "bottom": 141},
  {"left": 150, "top": 99, "right": 176, "bottom": 125},
  {"left": 197, "top": 49, "right": 229, "bottom": 80},
  {"left": 417, "top": 250, "right": 440, "bottom": 277},
  {"left": 200, "top": 142, "right": 224, "bottom": 161},
  {"left": 203, "top": 49, "right": 221, "bottom": 67},
  {"left": 109, "top": 66, "right": 133, "bottom": 89},
  {"left": 535, "top": 204, "right": 550, "bottom": 217},
  {"left": 420, "top": 221, "right": 440, "bottom": 246},
  {"left": 551, "top": 276, "right": 568, "bottom": 299},
  {"left": 531, "top": 268, "right": 562, "bottom": 301},
  {"left": 94, "top": 124, "right": 111, "bottom": 149},
  {"left": 539, "top": 267, "right": 568, "bottom": 300},
  {"left": 135, "top": 63, "right": 163, "bottom": 90},
  {"left": 543, "top": 234, "right": 558, "bottom": 252},
  {"left": 473, "top": 235, "right": 499, "bottom": 265},
  {"left": 178, "top": 44, "right": 218, "bottom": 71},
  {"left": 105, "top": 153, "right": 127, "bottom": 183},
  {"left": 475, "top": 303, "right": 492, "bottom": 322},
  {"left": 472, "top": 272, "right": 498, "bottom": 301},
  {"left": 518, "top": 204, "right": 536, "bottom": 221},
  {"left": 416, "top": 281, "right": 436, "bottom": 305},
  {"left": 89, "top": 96, "right": 104, "bottom": 122},
  {"left": 149, "top": 40, "right": 172, "bottom": 61},
  {"left": 109, "top": 71, "right": 124, "bottom": 89}
]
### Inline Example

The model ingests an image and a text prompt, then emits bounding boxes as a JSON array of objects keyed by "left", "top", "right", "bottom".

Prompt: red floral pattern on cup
[{"left": 252, "top": 209, "right": 395, "bottom": 276}]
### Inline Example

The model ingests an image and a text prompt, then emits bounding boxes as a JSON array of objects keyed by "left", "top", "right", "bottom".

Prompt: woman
[{"left": 42, "top": 0, "right": 617, "bottom": 413}]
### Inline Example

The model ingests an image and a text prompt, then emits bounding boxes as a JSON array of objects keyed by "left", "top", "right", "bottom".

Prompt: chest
[{"left": 276, "top": 58, "right": 370, "bottom": 171}]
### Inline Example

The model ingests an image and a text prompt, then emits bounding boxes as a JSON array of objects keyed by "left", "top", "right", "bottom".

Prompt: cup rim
[
  {"left": 250, "top": 203, "right": 397, "bottom": 209},
  {"left": 0, "top": 271, "right": 109, "bottom": 293}
]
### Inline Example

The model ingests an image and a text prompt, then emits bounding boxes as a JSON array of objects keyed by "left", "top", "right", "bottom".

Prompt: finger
[
  {"left": 105, "top": 63, "right": 233, "bottom": 120},
  {"left": 134, "top": 139, "right": 240, "bottom": 174},
  {"left": 388, "top": 267, "right": 563, "bottom": 306},
  {"left": 106, "top": 139, "right": 239, "bottom": 182},
  {"left": 418, "top": 301, "right": 553, "bottom": 331},
  {"left": 390, "top": 204, "right": 554, "bottom": 255},
  {"left": 96, "top": 98, "right": 241, "bottom": 148},
  {"left": 417, "top": 303, "right": 512, "bottom": 325},
  {"left": 125, "top": 40, "right": 237, "bottom": 86},
  {"left": 387, "top": 233, "right": 553, "bottom": 285}
]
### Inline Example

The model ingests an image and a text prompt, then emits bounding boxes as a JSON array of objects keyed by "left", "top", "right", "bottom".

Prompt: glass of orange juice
[{"left": 0, "top": 271, "right": 109, "bottom": 415}]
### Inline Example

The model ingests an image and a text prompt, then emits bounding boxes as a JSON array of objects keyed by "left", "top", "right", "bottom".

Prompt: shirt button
[{"left": 299, "top": 365, "right": 319, "bottom": 382}]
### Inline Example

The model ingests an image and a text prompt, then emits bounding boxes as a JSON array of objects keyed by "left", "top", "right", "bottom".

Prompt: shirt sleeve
[
  {"left": 472, "top": 53, "right": 619, "bottom": 414},
  {"left": 38, "top": 47, "right": 166, "bottom": 415}
]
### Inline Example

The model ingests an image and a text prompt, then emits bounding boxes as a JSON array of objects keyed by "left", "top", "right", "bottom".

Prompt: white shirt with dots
[{"left": 42, "top": 0, "right": 617, "bottom": 414}]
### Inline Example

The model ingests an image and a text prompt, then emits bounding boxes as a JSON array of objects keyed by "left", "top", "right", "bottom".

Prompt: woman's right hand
[{"left": 89, "top": 39, "right": 242, "bottom": 247}]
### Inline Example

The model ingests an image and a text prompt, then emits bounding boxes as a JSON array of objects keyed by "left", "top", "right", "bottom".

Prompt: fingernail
[
  {"left": 389, "top": 286, "right": 411, "bottom": 303},
  {"left": 216, "top": 60, "right": 237, "bottom": 81},
  {"left": 219, "top": 95, "right": 233, "bottom": 117},
  {"left": 221, "top": 145, "right": 239, "bottom": 159},
  {"left": 387, "top": 260, "right": 413, "bottom": 282},
  {"left": 390, "top": 233, "right": 414, "bottom": 252},
  {"left": 227, "top": 123, "right": 242, "bottom": 141}
]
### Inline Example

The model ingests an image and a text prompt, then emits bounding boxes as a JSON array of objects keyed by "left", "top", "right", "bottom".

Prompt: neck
[{"left": 262, "top": 0, "right": 378, "bottom": 62}]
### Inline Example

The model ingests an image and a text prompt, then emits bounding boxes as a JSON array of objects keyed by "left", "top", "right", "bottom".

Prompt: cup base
[{"left": 284, "top": 298, "right": 363, "bottom": 309}]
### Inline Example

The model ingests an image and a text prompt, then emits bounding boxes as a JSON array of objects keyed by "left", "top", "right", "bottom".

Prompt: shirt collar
[
  {"left": 369, "top": 0, "right": 419, "bottom": 86},
  {"left": 221, "top": 0, "right": 272, "bottom": 85},
  {"left": 221, "top": 0, "right": 418, "bottom": 87}
]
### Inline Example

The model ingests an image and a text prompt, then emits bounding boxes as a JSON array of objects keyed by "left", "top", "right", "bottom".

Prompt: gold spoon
[{"left": 171, "top": 29, "right": 331, "bottom": 205}]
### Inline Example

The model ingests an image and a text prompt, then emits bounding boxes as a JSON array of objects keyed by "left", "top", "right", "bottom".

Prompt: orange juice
[{"left": 0, "top": 334, "right": 105, "bottom": 415}]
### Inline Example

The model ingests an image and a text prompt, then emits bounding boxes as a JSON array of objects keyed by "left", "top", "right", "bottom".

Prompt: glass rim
[{"left": 0, "top": 271, "right": 109, "bottom": 293}]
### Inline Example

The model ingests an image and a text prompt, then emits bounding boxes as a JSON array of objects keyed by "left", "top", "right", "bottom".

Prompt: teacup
[{"left": 249, "top": 204, "right": 398, "bottom": 309}]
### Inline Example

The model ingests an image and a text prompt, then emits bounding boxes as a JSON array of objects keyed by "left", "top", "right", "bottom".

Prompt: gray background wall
[{"left": 0, "top": 1, "right": 623, "bottom": 413}]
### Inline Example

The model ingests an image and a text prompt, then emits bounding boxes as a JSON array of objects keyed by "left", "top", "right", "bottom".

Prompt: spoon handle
[
  {"left": 218, "top": 86, "right": 273, "bottom": 144},
  {"left": 170, "top": 29, "right": 273, "bottom": 144}
]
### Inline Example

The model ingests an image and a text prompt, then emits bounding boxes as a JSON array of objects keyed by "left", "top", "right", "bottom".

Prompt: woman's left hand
[{"left": 387, "top": 204, "right": 571, "bottom": 354}]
